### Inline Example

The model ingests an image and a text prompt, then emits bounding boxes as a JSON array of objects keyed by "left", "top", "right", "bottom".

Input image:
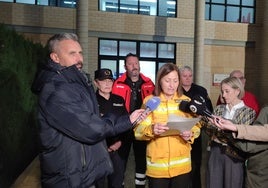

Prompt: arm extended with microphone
[{"left": 132, "top": 96, "right": 161, "bottom": 127}]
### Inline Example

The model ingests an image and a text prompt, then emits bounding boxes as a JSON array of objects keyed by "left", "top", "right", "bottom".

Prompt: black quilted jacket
[{"left": 32, "top": 60, "right": 132, "bottom": 188}]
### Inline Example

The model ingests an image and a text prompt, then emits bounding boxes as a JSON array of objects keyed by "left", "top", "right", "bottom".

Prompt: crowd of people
[{"left": 32, "top": 32, "right": 267, "bottom": 188}]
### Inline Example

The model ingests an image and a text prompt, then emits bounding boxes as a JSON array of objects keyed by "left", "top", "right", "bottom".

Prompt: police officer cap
[{"left": 94, "top": 68, "right": 114, "bottom": 80}]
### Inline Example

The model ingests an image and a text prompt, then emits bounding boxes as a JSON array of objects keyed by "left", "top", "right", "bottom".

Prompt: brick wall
[{"left": 1, "top": 1, "right": 267, "bottom": 105}]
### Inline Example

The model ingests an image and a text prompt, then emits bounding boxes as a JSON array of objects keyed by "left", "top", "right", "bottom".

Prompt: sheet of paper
[{"left": 166, "top": 115, "right": 200, "bottom": 133}]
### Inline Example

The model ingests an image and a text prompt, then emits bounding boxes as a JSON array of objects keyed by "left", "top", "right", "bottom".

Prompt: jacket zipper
[{"left": 81, "top": 145, "right": 86, "bottom": 169}]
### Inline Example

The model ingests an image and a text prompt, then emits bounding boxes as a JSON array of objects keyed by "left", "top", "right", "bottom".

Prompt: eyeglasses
[{"left": 232, "top": 76, "right": 245, "bottom": 80}]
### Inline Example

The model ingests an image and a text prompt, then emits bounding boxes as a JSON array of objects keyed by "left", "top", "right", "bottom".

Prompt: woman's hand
[
  {"left": 208, "top": 116, "right": 238, "bottom": 132},
  {"left": 153, "top": 123, "right": 169, "bottom": 135},
  {"left": 213, "top": 116, "right": 237, "bottom": 132},
  {"left": 180, "top": 130, "right": 193, "bottom": 141}
]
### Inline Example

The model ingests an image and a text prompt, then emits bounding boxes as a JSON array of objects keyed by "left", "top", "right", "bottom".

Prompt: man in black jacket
[
  {"left": 179, "top": 65, "right": 213, "bottom": 188},
  {"left": 31, "top": 33, "right": 145, "bottom": 188}
]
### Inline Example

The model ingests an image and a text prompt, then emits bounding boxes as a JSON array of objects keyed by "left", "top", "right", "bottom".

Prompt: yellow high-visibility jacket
[{"left": 134, "top": 93, "right": 201, "bottom": 178}]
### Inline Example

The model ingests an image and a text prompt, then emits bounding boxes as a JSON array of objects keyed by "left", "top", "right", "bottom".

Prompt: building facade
[{"left": 0, "top": 0, "right": 267, "bottom": 106}]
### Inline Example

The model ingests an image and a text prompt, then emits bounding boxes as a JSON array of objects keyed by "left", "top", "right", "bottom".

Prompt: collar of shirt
[{"left": 224, "top": 101, "right": 245, "bottom": 119}]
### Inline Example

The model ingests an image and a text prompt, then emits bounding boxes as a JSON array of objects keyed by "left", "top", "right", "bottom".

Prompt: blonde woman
[{"left": 206, "top": 77, "right": 256, "bottom": 188}]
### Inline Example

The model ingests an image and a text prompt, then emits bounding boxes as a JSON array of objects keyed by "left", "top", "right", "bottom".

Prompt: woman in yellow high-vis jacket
[{"left": 134, "top": 63, "right": 201, "bottom": 188}]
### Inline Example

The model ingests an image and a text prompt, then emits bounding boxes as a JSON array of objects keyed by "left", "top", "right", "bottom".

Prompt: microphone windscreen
[
  {"left": 190, "top": 95, "right": 213, "bottom": 118},
  {"left": 146, "top": 97, "right": 161, "bottom": 111},
  {"left": 179, "top": 100, "right": 191, "bottom": 112}
]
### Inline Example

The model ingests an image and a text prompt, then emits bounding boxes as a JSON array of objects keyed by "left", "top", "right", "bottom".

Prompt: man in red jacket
[{"left": 112, "top": 53, "right": 155, "bottom": 188}]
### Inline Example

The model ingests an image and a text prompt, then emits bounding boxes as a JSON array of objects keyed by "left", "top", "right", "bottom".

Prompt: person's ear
[
  {"left": 236, "top": 89, "right": 241, "bottom": 98},
  {"left": 50, "top": 52, "right": 60, "bottom": 63},
  {"left": 93, "top": 80, "right": 98, "bottom": 87}
]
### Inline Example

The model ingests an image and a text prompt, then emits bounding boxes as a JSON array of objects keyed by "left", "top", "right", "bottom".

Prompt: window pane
[
  {"left": 119, "top": 60, "right": 125, "bottom": 77},
  {"left": 99, "top": 40, "right": 118, "bottom": 56},
  {"left": 120, "top": 60, "right": 156, "bottom": 83},
  {"left": 242, "top": 0, "right": 254, "bottom": 6},
  {"left": 100, "top": 0, "right": 119, "bottom": 12},
  {"left": 38, "top": 0, "right": 49, "bottom": 5},
  {"left": 100, "top": 60, "right": 117, "bottom": 79},
  {"left": 227, "top": 0, "right": 239, "bottom": 5},
  {"left": 226, "top": 6, "right": 239, "bottom": 22},
  {"left": 212, "top": 0, "right": 224, "bottom": 3},
  {"left": 16, "top": 0, "right": 35, "bottom": 4},
  {"left": 139, "top": 0, "right": 154, "bottom": 15},
  {"left": 205, "top": 4, "right": 210, "bottom": 20},
  {"left": 242, "top": 7, "right": 254, "bottom": 23},
  {"left": 158, "top": 62, "right": 167, "bottom": 70},
  {"left": 119, "top": 41, "right": 136, "bottom": 56},
  {"left": 140, "top": 61, "right": 156, "bottom": 84},
  {"left": 0, "top": 0, "right": 13, "bottom": 2},
  {"left": 158, "top": 43, "right": 175, "bottom": 58},
  {"left": 120, "top": 0, "right": 138, "bottom": 14},
  {"left": 159, "top": 0, "right": 176, "bottom": 17},
  {"left": 140, "top": 42, "right": 156, "bottom": 58},
  {"left": 48, "top": 0, "right": 76, "bottom": 7},
  {"left": 211, "top": 5, "right": 225, "bottom": 21}
]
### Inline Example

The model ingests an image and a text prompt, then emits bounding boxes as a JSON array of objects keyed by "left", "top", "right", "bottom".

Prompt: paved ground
[
  {"left": 11, "top": 135, "right": 209, "bottom": 188},
  {"left": 10, "top": 149, "right": 139, "bottom": 188}
]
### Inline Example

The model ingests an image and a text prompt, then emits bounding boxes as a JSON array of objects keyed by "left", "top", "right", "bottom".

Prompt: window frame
[
  {"left": 205, "top": 0, "right": 256, "bottom": 23},
  {"left": 99, "top": 0, "right": 177, "bottom": 18},
  {"left": 98, "top": 38, "right": 176, "bottom": 83}
]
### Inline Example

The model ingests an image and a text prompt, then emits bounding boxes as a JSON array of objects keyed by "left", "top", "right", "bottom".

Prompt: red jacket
[{"left": 112, "top": 72, "right": 155, "bottom": 113}]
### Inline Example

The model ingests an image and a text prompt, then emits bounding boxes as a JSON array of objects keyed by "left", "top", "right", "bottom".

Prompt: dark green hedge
[{"left": 0, "top": 24, "right": 46, "bottom": 188}]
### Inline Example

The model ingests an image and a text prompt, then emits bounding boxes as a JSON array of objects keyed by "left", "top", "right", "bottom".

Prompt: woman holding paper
[
  {"left": 134, "top": 63, "right": 201, "bottom": 188},
  {"left": 206, "top": 77, "right": 256, "bottom": 188}
]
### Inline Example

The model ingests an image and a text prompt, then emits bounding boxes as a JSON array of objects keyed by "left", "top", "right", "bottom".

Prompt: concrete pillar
[
  {"left": 193, "top": 0, "right": 205, "bottom": 85},
  {"left": 77, "top": 0, "right": 89, "bottom": 72}
]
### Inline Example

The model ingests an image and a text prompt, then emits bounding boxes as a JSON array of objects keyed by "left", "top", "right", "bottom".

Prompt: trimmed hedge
[{"left": 0, "top": 24, "right": 46, "bottom": 188}]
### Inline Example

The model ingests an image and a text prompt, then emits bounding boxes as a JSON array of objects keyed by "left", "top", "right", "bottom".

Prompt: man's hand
[
  {"left": 129, "top": 109, "right": 147, "bottom": 124},
  {"left": 108, "top": 140, "right": 122, "bottom": 152}
]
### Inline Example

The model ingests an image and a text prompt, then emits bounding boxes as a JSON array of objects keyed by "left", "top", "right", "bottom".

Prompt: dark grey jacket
[{"left": 32, "top": 60, "right": 133, "bottom": 188}]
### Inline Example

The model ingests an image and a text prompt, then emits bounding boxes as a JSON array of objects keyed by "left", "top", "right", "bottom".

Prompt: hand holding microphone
[{"left": 131, "top": 96, "right": 161, "bottom": 127}]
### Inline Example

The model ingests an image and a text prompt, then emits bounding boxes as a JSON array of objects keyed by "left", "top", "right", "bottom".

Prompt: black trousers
[
  {"left": 119, "top": 131, "right": 147, "bottom": 188},
  {"left": 189, "top": 133, "right": 202, "bottom": 188},
  {"left": 107, "top": 151, "right": 125, "bottom": 188},
  {"left": 148, "top": 173, "right": 190, "bottom": 188}
]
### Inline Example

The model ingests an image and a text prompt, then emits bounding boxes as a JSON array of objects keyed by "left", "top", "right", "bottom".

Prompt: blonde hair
[{"left": 220, "top": 77, "right": 245, "bottom": 99}]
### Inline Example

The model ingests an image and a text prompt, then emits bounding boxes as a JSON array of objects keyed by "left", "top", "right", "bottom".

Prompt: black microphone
[
  {"left": 179, "top": 95, "right": 213, "bottom": 118},
  {"left": 132, "top": 96, "right": 161, "bottom": 126},
  {"left": 189, "top": 95, "right": 213, "bottom": 118},
  {"left": 178, "top": 100, "right": 191, "bottom": 113}
]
